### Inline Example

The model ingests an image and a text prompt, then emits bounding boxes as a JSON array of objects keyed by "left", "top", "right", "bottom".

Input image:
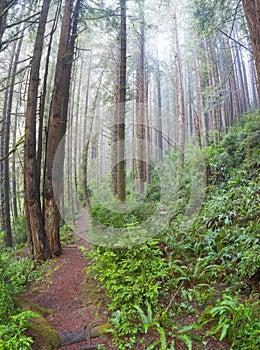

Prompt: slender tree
[
  {"left": 115, "top": 0, "right": 126, "bottom": 202},
  {"left": 155, "top": 51, "right": 163, "bottom": 162},
  {"left": 136, "top": 8, "right": 146, "bottom": 193},
  {"left": 0, "top": 40, "right": 18, "bottom": 247},
  {"left": 172, "top": 5, "right": 185, "bottom": 171},
  {"left": 24, "top": 0, "right": 52, "bottom": 260}
]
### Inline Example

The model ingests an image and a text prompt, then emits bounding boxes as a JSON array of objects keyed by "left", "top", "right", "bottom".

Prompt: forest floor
[
  {"left": 25, "top": 212, "right": 116, "bottom": 350},
  {"left": 25, "top": 210, "right": 231, "bottom": 350}
]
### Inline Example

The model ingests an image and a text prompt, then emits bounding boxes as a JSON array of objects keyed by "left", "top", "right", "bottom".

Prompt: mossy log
[
  {"left": 14, "top": 297, "right": 60, "bottom": 350},
  {"left": 15, "top": 297, "right": 111, "bottom": 349},
  {"left": 59, "top": 324, "right": 111, "bottom": 347}
]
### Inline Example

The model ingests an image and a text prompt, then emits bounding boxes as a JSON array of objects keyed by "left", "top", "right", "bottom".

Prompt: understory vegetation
[
  {"left": 84, "top": 111, "right": 260, "bottom": 349},
  {"left": 0, "top": 247, "right": 39, "bottom": 349},
  {"left": 0, "top": 111, "right": 259, "bottom": 349}
]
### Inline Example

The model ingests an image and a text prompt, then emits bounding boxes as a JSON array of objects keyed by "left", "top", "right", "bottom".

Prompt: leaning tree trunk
[
  {"left": 24, "top": 0, "right": 52, "bottom": 260},
  {"left": 43, "top": 0, "right": 80, "bottom": 257},
  {"left": 242, "top": 0, "right": 260, "bottom": 98}
]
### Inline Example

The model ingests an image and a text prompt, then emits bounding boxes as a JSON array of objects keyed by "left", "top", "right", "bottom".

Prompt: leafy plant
[
  {"left": 0, "top": 249, "right": 40, "bottom": 349},
  {"left": 87, "top": 239, "right": 168, "bottom": 313},
  {"left": 85, "top": 111, "right": 260, "bottom": 349},
  {"left": 60, "top": 224, "right": 76, "bottom": 245},
  {"left": 135, "top": 303, "right": 157, "bottom": 334},
  {"left": 199, "top": 295, "right": 260, "bottom": 348},
  {"left": 12, "top": 215, "right": 27, "bottom": 245},
  {"left": 0, "top": 311, "right": 38, "bottom": 350}
]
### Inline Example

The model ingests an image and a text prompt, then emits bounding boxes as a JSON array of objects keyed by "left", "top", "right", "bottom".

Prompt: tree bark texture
[
  {"left": 24, "top": 0, "right": 52, "bottom": 260},
  {"left": 172, "top": 8, "right": 185, "bottom": 171},
  {"left": 44, "top": 0, "right": 80, "bottom": 256},
  {"left": 117, "top": 0, "right": 126, "bottom": 202},
  {"left": 242, "top": 0, "right": 260, "bottom": 99}
]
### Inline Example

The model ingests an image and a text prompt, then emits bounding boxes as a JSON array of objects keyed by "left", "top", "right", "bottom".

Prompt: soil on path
[{"left": 26, "top": 219, "right": 115, "bottom": 350}]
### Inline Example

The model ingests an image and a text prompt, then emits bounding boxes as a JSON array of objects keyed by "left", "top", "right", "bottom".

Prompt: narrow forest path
[{"left": 26, "top": 214, "right": 115, "bottom": 350}]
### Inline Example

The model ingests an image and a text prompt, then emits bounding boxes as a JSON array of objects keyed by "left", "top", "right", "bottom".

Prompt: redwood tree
[
  {"left": 111, "top": 0, "right": 127, "bottom": 202},
  {"left": 242, "top": 0, "right": 260, "bottom": 98},
  {"left": 43, "top": 0, "right": 81, "bottom": 256}
]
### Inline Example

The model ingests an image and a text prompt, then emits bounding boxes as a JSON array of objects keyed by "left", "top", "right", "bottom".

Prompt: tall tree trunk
[
  {"left": 43, "top": 0, "right": 80, "bottom": 256},
  {"left": 24, "top": 0, "right": 52, "bottom": 260},
  {"left": 117, "top": 0, "right": 126, "bottom": 202},
  {"left": 249, "top": 57, "right": 259, "bottom": 108},
  {"left": 1, "top": 41, "right": 16, "bottom": 247},
  {"left": 224, "top": 35, "right": 240, "bottom": 124},
  {"left": 81, "top": 52, "right": 93, "bottom": 209},
  {"left": 6, "top": 31, "right": 23, "bottom": 242},
  {"left": 172, "top": 7, "right": 185, "bottom": 171},
  {"left": 156, "top": 52, "right": 163, "bottom": 162},
  {"left": 242, "top": 0, "right": 260, "bottom": 98},
  {"left": 73, "top": 57, "right": 83, "bottom": 213},
  {"left": 136, "top": 11, "right": 146, "bottom": 194},
  {"left": 37, "top": 0, "right": 61, "bottom": 189},
  {"left": 12, "top": 104, "right": 18, "bottom": 221},
  {"left": 111, "top": 41, "right": 120, "bottom": 196},
  {"left": 195, "top": 55, "right": 208, "bottom": 146},
  {"left": 194, "top": 112, "right": 202, "bottom": 149}
]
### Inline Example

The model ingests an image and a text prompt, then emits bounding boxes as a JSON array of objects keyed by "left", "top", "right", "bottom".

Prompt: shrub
[{"left": 0, "top": 250, "right": 37, "bottom": 349}]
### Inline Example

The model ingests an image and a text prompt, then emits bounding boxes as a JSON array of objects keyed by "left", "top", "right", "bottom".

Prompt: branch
[
  {"left": 1, "top": 0, "right": 18, "bottom": 17},
  {"left": 229, "top": 0, "right": 242, "bottom": 36},
  {"left": 6, "top": 11, "right": 40, "bottom": 29},
  {"left": 0, "top": 65, "right": 29, "bottom": 93},
  {"left": 219, "top": 29, "right": 253, "bottom": 54},
  {"left": 0, "top": 135, "right": 24, "bottom": 161}
]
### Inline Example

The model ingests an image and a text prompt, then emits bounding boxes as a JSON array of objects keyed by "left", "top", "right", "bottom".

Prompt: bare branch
[
  {"left": 0, "top": 135, "right": 24, "bottom": 162},
  {"left": 219, "top": 29, "right": 253, "bottom": 54},
  {"left": 6, "top": 11, "right": 40, "bottom": 29},
  {"left": 229, "top": 0, "right": 242, "bottom": 36}
]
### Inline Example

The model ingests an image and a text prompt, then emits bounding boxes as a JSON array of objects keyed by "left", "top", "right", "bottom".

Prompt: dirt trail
[{"left": 26, "top": 215, "right": 115, "bottom": 350}]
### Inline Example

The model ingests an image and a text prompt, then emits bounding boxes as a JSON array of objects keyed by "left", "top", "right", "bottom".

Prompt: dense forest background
[
  {"left": 0, "top": 0, "right": 259, "bottom": 254},
  {"left": 0, "top": 0, "right": 259, "bottom": 349}
]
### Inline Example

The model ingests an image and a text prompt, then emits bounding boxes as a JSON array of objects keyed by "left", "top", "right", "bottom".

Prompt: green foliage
[
  {"left": 84, "top": 240, "right": 168, "bottom": 348},
  {"left": 90, "top": 201, "right": 139, "bottom": 228},
  {"left": 0, "top": 230, "right": 5, "bottom": 247},
  {"left": 134, "top": 303, "right": 159, "bottom": 334},
  {"left": 12, "top": 215, "right": 27, "bottom": 245},
  {"left": 205, "top": 111, "right": 260, "bottom": 184},
  {"left": 86, "top": 239, "right": 167, "bottom": 313},
  {"left": 85, "top": 111, "right": 260, "bottom": 349},
  {"left": 192, "top": 0, "right": 242, "bottom": 36},
  {"left": 60, "top": 224, "right": 76, "bottom": 245},
  {"left": 0, "top": 251, "right": 35, "bottom": 322},
  {"left": 0, "top": 249, "right": 38, "bottom": 349},
  {"left": 0, "top": 311, "right": 38, "bottom": 350},
  {"left": 199, "top": 295, "right": 260, "bottom": 348},
  {"left": 90, "top": 200, "right": 156, "bottom": 228}
]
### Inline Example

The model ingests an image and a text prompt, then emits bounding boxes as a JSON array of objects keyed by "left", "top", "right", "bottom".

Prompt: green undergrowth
[
  {"left": 0, "top": 251, "right": 34, "bottom": 349},
  {"left": 85, "top": 111, "right": 260, "bottom": 349},
  {"left": 0, "top": 247, "right": 47, "bottom": 349}
]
